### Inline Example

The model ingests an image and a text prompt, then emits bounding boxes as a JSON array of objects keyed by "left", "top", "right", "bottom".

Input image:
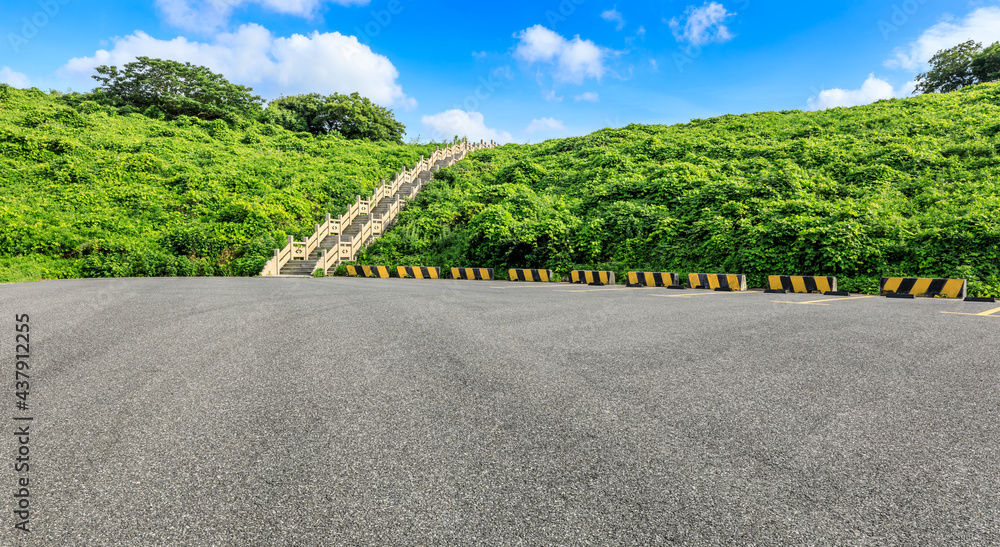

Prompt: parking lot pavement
[{"left": 2, "top": 277, "right": 998, "bottom": 545}]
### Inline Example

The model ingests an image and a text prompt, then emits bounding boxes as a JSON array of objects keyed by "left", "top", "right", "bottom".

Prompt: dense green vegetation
[
  {"left": 0, "top": 84, "right": 437, "bottom": 283},
  {"left": 361, "top": 83, "right": 1000, "bottom": 296}
]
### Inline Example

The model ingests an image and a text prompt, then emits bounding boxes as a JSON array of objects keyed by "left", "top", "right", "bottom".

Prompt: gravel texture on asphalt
[{"left": 1, "top": 277, "right": 998, "bottom": 545}]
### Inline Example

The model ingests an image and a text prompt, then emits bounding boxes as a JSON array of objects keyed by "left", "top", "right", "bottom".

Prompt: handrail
[{"left": 261, "top": 139, "right": 497, "bottom": 276}]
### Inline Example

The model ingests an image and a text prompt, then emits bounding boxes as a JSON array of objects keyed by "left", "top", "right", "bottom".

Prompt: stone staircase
[
  {"left": 260, "top": 143, "right": 489, "bottom": 278},
  {"left": 277, "top": 233, "right": 343, "bottom": 276}
]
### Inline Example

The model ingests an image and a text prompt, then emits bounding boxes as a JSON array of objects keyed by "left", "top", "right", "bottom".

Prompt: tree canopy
[
  {"left": 88, "top": 58, "right": 406, "bottom": 141},
  {"left": 970, "top": 42, "right": 1000, "bottom": 83},
  {"left": 265, "top": 92, "right": 406, "bottom": 143},
  {"left": 92, "top": 57, "right": 264, "bottom": 122},
  {"left": 914, "top": 40, "right": 1000, "bottom": 94}
]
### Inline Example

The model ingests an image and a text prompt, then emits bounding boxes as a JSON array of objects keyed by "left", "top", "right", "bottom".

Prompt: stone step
[
  {"left": 342, "top": 215, "right": 371, "bottom": 232},
  {"left": 280, "top": 260, "right": 318, "bottom": 275},
  {"left": 265, "top": 145, "right": 488, "bottom": 276},
  {"left": 317, "top": 238, "right": 339, "bottom": 251},
  {"left": 307, "top": 243, "right": 339, "bottom": 259}
]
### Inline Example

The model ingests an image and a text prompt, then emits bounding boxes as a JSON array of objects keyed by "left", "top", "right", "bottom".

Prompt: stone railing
[{"left": 260, "top": 139, "right": 496, "bottom": 276}]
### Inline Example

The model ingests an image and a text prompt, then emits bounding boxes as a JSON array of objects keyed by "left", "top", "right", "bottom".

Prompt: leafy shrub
[
  {"left": 265, "top": 92, "right": 406, "bottom": 143},
  {"left": 363, "top": 83, "right": 1000, "bottom": 296},
  {"left": 0, "top": 86, "right": 443, "bottom": 283}
]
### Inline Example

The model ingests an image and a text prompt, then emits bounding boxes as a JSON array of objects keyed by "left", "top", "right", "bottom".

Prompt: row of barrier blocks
[
  {"left": 346, "top": 265, "right": 496, "bottom": 280},
  {"left": 880, "top": 277, "right": 967, "bottom": 299},
  {"left": 766, "top": 275, "right": 842, "bottom": 295},
  {"left": 452, "top": 268, "right": 495, "bottom": 280},
  {"left": 345, "top": 265, "right": 392, "bottom": 278},
  {"left": 342, "top": 267, "right": 988, "bottom": 301},
  {"left": 509, "top": 269, "right": 554, "bottom": 282},
  {"left": 689, "top": 273, "right": 747, "bottom": 292},
  {"left": 398, "top": 266, "right": 442, "bottom": 279},
  {"left": 571, "top": 270, "right": 616, "bottom": 285},
  {"left": 628, "top": 272, "right": 681, "bottom": 287}
]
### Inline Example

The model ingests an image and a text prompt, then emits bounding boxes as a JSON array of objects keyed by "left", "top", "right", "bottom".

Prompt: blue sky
[{"left": 2, "top": 0, "right": 1000, "bottom": 143}]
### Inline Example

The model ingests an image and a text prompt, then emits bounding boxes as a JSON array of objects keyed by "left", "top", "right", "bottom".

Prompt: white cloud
[
  {"left": 0, "top": 67, "right": 30, "bottom": 87},
  {"left": 649, "top": 58, "right": 658, "bottom": 72},
  {"left": 807, "top": 73, "right": 913, "bottom": 110},
  {"left": 543, "top": 89, "right": 563, "bottom": 102},
  {"left": 156, "top": 0, "right": 370, "bottom": 32},
  {"left": 526, "top": 117, "right": 566, "bottom": 134},
  {"left": 514, "top": 25, "right": 565, "bottom": 63},
  {"left": 669, "top": 2, "right": 736, "bottom": 47},
  {"left": 59, "top": 24, "right": 415, "bottom": 108},
  {"left": 602, "top": 7, "right": 625, "bottom": 31},
  {"left": 514, "top": 25, "right": 608, "bottom": 84},
  {"left": 637, "top": 25, "right": 646, "bottom": 39},
  {"left": 574, "top": 91, "right": 599, "bottom": 102},
  {"left": 898, "top": 80, "right": 917, "bottom": 97},
  {"left": 885, "top": 7, "right": 1000, "bottom": 71},
  {"left": 421, "top": 110, "right": 513, "bottom": 144}
]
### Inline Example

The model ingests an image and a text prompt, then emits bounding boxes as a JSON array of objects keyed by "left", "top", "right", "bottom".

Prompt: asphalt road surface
[{"left": 1, "top": 277, "right": 998, "bottom": 546}]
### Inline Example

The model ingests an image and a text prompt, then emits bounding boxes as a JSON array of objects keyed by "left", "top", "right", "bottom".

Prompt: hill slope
[
  {"left": 361, "top": 83, "right": 1000, "bottom": 296},
  {"left": 0, "top": 85, "right": 437, "bottom": 282}
]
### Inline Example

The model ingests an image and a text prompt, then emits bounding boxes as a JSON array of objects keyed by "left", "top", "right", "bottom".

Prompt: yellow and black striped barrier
[
  {"left": 397, "top": 266, "right": 441, "bottom": 279},
  {"left": 570, "top": 270, "right": 616, "bottom": 285},
  {"left": 880, "top": 277, "right": 966, "bottom": 299},
  {"left": 346, "top": 265, "right": 391, "bottom": 278},
  {"left": 688, "top": 273, "right": 747, "bottom": 291},
  {"left": 767, "top": 275, "right": 838, "bottom": 294},
  {"left": 627, "top": 272, "right": 681, "bottom": 287},
  {"left": 509, "top": 269, "right": 554, "bottom": 282},
  {"left": 451, "top": 267, "right": 494, "bottom": 280}
]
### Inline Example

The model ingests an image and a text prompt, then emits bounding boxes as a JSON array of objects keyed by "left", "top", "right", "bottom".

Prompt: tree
[
  {"left": 92, "top": 57, "right": 264, "bottom": 122},
  {"left": 914, "top": 40, "right": 1000, "bottom": 94},
  {"left": 914, "top": 40, "right": 982, "bottom": 94},
  {"left": 262, "top": 93, "right": 328, "bottom": 134},
  {"left": 265, "top": 92, "right": 405, "bottom": 143},
  {"left": 971, "top": 42, "right": 1000, "bottom": 84}
]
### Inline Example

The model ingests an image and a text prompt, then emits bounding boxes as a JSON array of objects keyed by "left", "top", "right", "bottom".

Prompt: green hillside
[
  {"left": 0, "top": 85, "right": 438, "bottom": 283},
  {"left": 360, "top": 83, "right": 1000, "bottom": 296}
]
